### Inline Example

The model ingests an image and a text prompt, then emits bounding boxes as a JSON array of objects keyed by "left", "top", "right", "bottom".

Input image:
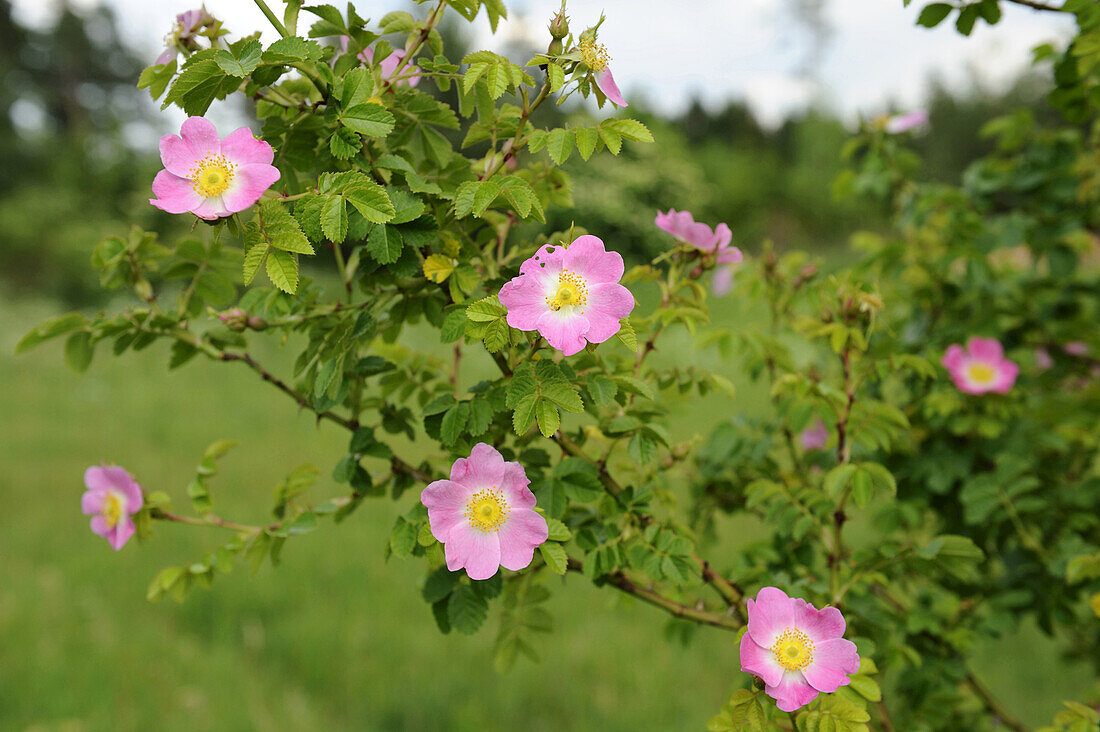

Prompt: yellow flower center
[
  {"left": 771, "top": 627, "right": 814, "bottom": 672},
  {"left": 189, "top": 152, "right": 237, "bottom": 198},
  {"left": 101, "top": 492, "right": 124, "bottom": 529},
  {"left": 546, "top": 269, "right": 589, "bottom": 312},
  {"left": 967, "top": 362, "right": 995, "bottom": 384},
  {"left": 464, "top": 489, "right": 510, "bottom": 533},
  {"left": 579, "top": 39, "right": 611, "bottom": 72}
]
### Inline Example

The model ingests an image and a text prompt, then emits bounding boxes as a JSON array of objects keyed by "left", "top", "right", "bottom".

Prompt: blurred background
[{"left": 0, "top": 0, "right": 1084, "bottom": 729}]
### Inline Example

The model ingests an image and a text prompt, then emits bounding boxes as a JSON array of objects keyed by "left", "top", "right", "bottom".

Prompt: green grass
[{"left": 0, "top": 296, "right": 1091, "bottom": 730}]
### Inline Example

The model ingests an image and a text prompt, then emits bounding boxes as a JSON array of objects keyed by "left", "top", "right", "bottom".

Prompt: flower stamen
[
  {"left": 770, "top": 627, "right": 814, "bottom": 672},
  {"left": 579, "top": 38, "right": 611, "bottom": 72},
  {"left": 464, "top": 488, "right": 510, "bottom": 533},
  {"left": 546, "top": 269, "right": 589, "bottom": 312},
  {"left": 189, "top": 152, "right": 237, "bottom": 198},
  {"left": 101, "top": 492, "right": 124, "bottom": 529},
  {"left": 967, "top": 362, "right": 995, "bottom": 384}
]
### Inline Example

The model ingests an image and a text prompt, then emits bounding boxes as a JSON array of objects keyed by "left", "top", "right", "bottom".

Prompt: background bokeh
[{"left": 0, "top": 1, "right": 1086, "bottom": 729}]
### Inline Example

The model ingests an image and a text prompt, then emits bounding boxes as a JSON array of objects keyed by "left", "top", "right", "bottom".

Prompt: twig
[
  {"left": 1005, "top": 0, "right": 1065, "bottom": 11},
  {"left": 567, "top": 558, "right": 741, "bottom": 631}
]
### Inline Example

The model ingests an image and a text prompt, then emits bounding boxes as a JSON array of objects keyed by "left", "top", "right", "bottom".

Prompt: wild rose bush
[{"left": 16, "top": 0, "right": 1100, "bottom": 729}]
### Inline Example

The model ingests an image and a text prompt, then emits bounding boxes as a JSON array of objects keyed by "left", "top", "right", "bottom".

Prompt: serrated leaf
[
  {"left": 367, "top": 224, "right": 403, "bottom": 264},
  {"left": 265, "top": 249, "right": 299, "bottom": 293},
  {"left": 597, "top": 123, "right": 622, "bottom": 154},
  {"left": 321, "top": 194, "right": 348, "bottom": 243},
  {"left": 547, "top": 127, "right": 574, "bottom": 165},
  {"left": 536, "top": 400, "right": 560, "bottom": 437},
  {"left": 342, "top": 103, "right": 396, "bottom": 137},
  {"left": 616, "top": 318, "right": 637, "bottom": 351},
  {"left": 547, "top": 63, "right": 565, "bottom": 92},
  {"left": 447, "top": 584, "right": 489, "bottom": 634},
  {"left": 329, "top": 127, "right": 362, "bottom": 159},
  {"left": 575, "top": 127, "right": 599, "bottom": 160},
  {"left": 540, "top": 542, "right": 567, "bottom": 574},
  {"left": 258, "top": 199, "right": 314, "bottom": 254},
  {"left": 471, "top": 180, "right": 500, "bottom": 216},
  {"left": 512, "top": 393, "right": 538, "bottom": 434},
  {"left": 242, "top": 240, "right": 268, "bottom": 285},
  {"left": 214, "top": 39, "right": 262, "bottom": 77},
  {"left": 610, "top": 118, "right": 654, "bottom": 142},
  {"left": 345, "top": 184, "right": 396, "bottom": 224},
  {"left": 423, "top": 254, "right": 455, "bottom": 283}
]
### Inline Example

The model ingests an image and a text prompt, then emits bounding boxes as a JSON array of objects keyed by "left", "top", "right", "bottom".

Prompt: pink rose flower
[
  {"left": 420, "top": 443, "right": 549, "bottom": 581},
  {"left": 884, "top": 110, "right": 928, "bottom": 134},
  {"left": 341, "top": 38, "right": 420, "bottom": 87},
  {"left": 579, "top": 37, "right": 627, "bottom": 107},
  {"left": 739, "top": 586, "right": 860, "bottom": 712},
  {"left": 654, "top": 209, "right": 744, "bottom": 264},
  {"left": 1064, "top": 341, "right": 1089, "bottom": 357},
  {"left": 800, "top": 420, "right": 829, "bottom": 451},
  {"left": 151, "top": 117, "right": 280, "bottom": 221},
  {"left": 1035, "top": 347, "right": 1054, "bottom": 371},
  {"left": 155, "top": 8, "right": 213, "bottom": 65},
  {"left": 712, "top": 265, "right": 736, "bottom": 296},
  {"left": 498, "top": 235, "right": 635, "bottom": 356},
  {"left": 82, "top": 466, "right": 144, "bottom": 551},
  {"left": 942, "top": 337, "right": 1019, "bottom": 395}
]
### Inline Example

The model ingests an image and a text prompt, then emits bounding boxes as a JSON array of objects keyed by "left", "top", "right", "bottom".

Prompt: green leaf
[
  {"left": 546, "top": 127, "right": 574, "bottom": 165},
  {"left": 163, "top": 56, "right": 236, "bottom": 115},
  {"left": 367, "top": 224, "right": 404, "bottom": 264},
  {"left": 466, "top": 295, "right": 507, "bottom": 322},
  {"left": 536, "top": 400, "right": 560, "bottom": 437},
  {"left": 321, "top": 194, "right": 348, "bottom": 243},
  {"left": 547, "top": 63, "right": 565, "bottom": 92},
  {"left": 512, "top": 393, "right": 538, "bottom": 434},
  {"left": 441, "top": 402, "right": 471, "bottom": 444},
  {"left": 575, "top": 127, "right": 599, "bottom": 161},
  {"left": 329, "top": 127, "right": 362, "bottom": 159},
  {"left": 422, "top": 566, "right": 461, "bottom": 603},
  {"left": 423, "top": 254, "right": 455, "bottom": 283},
  {"left": 916, "top": 2, "right": 954, "bottom": 27},
  {"left": 447, "top": 584, "right": 489, "bottom": 634},
  {"left": 345, "top": 184, "right": 396, "bottom": 224},
  {"left": 389, "top": 518, "right": 418, "bottom": 558},
  {"left": 472, "top": 180, "right": 500, "bottom": 216},
  {"left": 137, "top": 60, "right": 176, "bottom": 100},
  {"left": 616, "top": 318, "right": 637, "bottom": 351},
  {"left": 258, "top": 199, "right": 314, "bottom": 254},
  {"left": 265, "top": 249, "right": 299, "bottom": 293},
  {"left": 64, "top": 331, "right": 94, "bottom": 373},
  {"left": 597, "top": 122, "right": 622, "bottom": 155},
  {"left": 242, "top": 239, "right": 268, "bottom": 285},
  {"left": 214, "top": 39, "right": 262, "bottom": 77},
  {"left": 608, "top": 118, "right": 654, "bottom": 142},
  {"left": 262, "top": 36, "right": 324, "bottom": 63},
  {"left": 342, "top": 103, "right": 395, "bottom": 137},
  {"left": 540, "top": 543, "right": 568, "bottom": 575},
  {"left": 16, "top": 313, "right": 86, "bottom": 353},
  {"left": 546, "top": 517, "right": 572, "bottom": 541}
]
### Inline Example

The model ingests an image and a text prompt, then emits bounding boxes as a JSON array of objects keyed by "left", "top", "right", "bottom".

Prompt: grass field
[{"left": 0, "top": 296, "right": 1091, "bottom": 730}]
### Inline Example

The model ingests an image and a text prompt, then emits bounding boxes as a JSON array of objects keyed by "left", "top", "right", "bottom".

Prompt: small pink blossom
[
  {"left": 883, "top": 110, "right": 928, "bottom": 134},
  {"left": 654, "top": 209, "right": 743, "bottom": 264},
  {"left": 421, "top": 443, "right": 549, "bottom": 581},
  {"left": 1035, "top": 347, "right": 1054, "bottom": 371},
  {"left": 82, "top": 466, "right": 144, "bottom": 551},
  {"left": 942, "top": 337, "right": 1019, "bottom": 395},
  {"left": 800, "top": 420, "right": 829, "bottom": 451},
  {"left": 151, "top": 117, "right": 280, "bottom": 221},
  {"left": 155, "top": 8, "right": 213, "bottom": 65},
  {"left": 1064, "top": 341, "right": 1089, "bottom": 357},
  {"left": 739, "top": 586, "right": 860, "bottom": 712},
  {"left": 341, "top": 38, "right": 420, "bottom": 87},
  {"left": 712, "top": 265, "right": 736, "bottom": 296},
  {"left": 498, "top": 235, "right": 635, "bottom": 356}
]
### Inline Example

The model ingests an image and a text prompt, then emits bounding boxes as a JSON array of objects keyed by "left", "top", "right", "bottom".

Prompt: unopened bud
[
  {"left": 548, "top": 3, "right": 569, "bottom": 40},
  {"left": 246, "top": 316, "right": 267, "bottom": 331},
  {"left": 218, "top": 307, "right": 248, "bottom": 331}
]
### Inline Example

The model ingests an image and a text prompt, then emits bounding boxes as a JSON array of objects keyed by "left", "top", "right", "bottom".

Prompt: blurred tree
[{"left": 0, "top": 0, "right": 164, "bottom": 304}]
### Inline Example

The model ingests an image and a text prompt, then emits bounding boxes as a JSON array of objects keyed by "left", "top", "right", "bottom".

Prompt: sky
[{"left": 11, "top": 0, "right": 1077, "bottom": 128}]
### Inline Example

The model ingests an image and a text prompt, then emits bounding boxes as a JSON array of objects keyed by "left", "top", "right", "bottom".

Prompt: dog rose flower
[
  {"left": 654, "top": 209, "right": 743, "bottom": 264},
  {"left": 498, "top": 235, "right": 635, "bottom": 356},
  {"left": 942, "top": 337, "right": 1019, "bottom": 395},
  {"left": 421, "top": 443, "right": 549, "bottom": 581},
  {"left": 739, "top": 586, "right": 860, "bottom": 712},
  {"left": 150, "top": 117, "right": 280, "bottom": 220},
  {"left": 800, "top": 420, "right": 829, "bottom": 451},
  {"left": 82, "top": 466, "right": 144, "bottom": 551},
  {"left": 578, "top": 35, "right": 627, "bottom": 107}
]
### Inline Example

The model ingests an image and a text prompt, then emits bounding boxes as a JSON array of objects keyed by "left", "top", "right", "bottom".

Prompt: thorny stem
[
  {"left": 830, "top": 344, "right": 857, "bottom": 604},
  {"left": 482, "top": 78, "right": 553, "bottom": 179},
  {"left": 390, "top": 0, "right": 446, "bottom": 79}
]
